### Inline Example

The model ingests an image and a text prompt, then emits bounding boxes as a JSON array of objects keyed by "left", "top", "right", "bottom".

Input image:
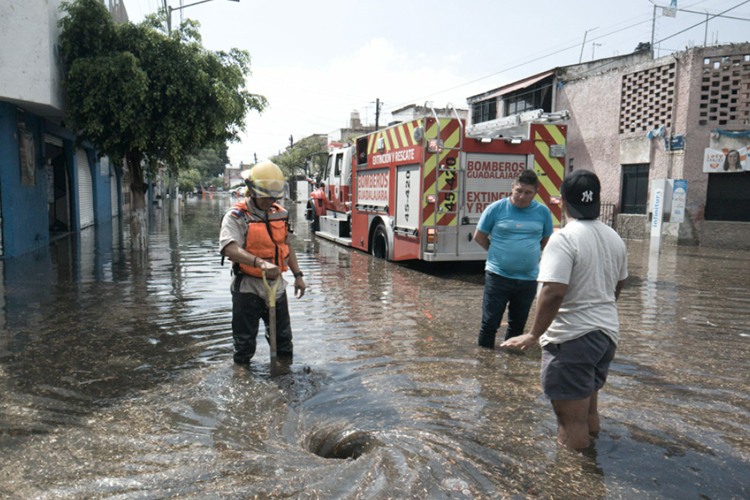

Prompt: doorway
[{"left": 45, "top": 141, "right": 71, "bottom": 233}]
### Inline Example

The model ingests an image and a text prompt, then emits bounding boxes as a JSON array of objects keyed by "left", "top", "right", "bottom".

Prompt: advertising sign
[
  {"left": 464, "top": 153, "right": 527, "bottom": 216},
  {"left": 703, "top": 147, "right": 747, "bottom": 173},
  {"left": 670, "top": 180, "right": 687, "bottom": 223},
  {"left": 357, "top": 169, "right": 389, "bottom": 208},
  {"left": 650, "top": 188, "right": 664, "bottom": 254}
]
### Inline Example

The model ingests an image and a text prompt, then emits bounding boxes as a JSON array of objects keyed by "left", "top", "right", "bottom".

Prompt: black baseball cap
[{"left": 561, "top": 169, "right": 600, "bottom": 220}]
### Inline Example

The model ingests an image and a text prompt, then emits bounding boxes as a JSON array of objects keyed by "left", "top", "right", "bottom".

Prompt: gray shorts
[{"left": 541, "top": 330, "right": 616, "bottom": 401}]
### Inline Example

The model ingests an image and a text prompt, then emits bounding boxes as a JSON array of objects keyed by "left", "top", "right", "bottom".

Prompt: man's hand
[
  {"left": 500, "top": 333, "right": 537, "bottom": 351},
  {"left": 294, "top": 276, "right": 306, "bottom": 299},
  {"left": 258, "top": 260, "right": 281, "bottom": 280}
]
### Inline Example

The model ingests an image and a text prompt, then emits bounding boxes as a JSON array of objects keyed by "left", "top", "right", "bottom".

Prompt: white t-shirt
[{"left": 537, "top": 219, "right": 628, "bottom": 347}]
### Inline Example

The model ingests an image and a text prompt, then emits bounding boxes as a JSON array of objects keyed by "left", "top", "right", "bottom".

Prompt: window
[
  {"left": 705, "top": 172, "right": 750, "bottom": 222},
  {"left": 504, "top": 81, "right": 552, "bottom": 116},
  {"left": 356, "top": 137, "right": 368, "bottom": 166},
  {"left": 334, "top": 154, "right": 343, "bottom": 177},
  {"left": 472, "top": 99, "right": 497, "bottom": 124},
  {"left": 621, "top": 164, "right": 649, "bottom": 214},
  {"left": 323, "top": 155, "right": 332, "bottom": 180}
]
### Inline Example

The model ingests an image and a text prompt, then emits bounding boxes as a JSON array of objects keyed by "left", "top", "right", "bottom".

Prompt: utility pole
[
  {"left": 579, "top": 27, "right": 598, "bottom": 63},
  {"left": 592, "top": 42, "right": 602, "bottom": 60},
  {"left": 374, "top": 98, "right": 381, "bottom": 131},
  {"left": 254, "top": 153, "right": 257, "bottom": 164},
  {"left": 289, "top": 135, "right": 294, "bottom": 148}
]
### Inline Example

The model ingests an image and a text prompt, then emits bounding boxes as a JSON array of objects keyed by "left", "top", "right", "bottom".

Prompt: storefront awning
[{"left": 476, "top": 70, "right": 554, "bottom": 101}]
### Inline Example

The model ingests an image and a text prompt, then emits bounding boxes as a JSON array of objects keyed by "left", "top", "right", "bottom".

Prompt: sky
[{"left": 122, "top": 0, "right": 750, "bottom": 168}]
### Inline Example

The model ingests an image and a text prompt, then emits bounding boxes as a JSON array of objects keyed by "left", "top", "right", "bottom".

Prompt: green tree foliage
[
  {"left": 58, "top": 0, "right": 266, "bottom": 249},
  {"left": 271, "top": 135, "right": 328, "bottom": 180},
  {"left": 188, "top": 144, "right": 229, "bottom": 180},
  {"left": 177, "top": 168, "right": 203, "bottom": 193}
]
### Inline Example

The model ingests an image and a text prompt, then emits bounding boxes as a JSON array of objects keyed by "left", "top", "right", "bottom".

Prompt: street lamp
[
  {"left": 164, "top": 0, "right": 240, "bottom": 34},
  {"left": 160, "top": 0, "right": 240, "bottom": 216}
]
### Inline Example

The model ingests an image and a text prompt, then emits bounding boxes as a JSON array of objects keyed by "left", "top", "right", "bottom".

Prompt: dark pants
[
  {"left": 231, "top": 290, "right": 293, "bottom": 364},
  {"left": 478, "top": 271, "right": 537, "bottom": 348}
]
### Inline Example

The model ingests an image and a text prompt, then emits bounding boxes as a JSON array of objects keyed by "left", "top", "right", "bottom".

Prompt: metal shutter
[{"left": 77, "top": 149, "right": 95, "bottom": 229}]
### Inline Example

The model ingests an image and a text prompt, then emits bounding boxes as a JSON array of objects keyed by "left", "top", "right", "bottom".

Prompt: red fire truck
[{"left": 305, "top": 106, "right": 569, "bottom": 262}]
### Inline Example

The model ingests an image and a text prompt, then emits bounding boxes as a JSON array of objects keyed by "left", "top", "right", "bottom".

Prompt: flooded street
[{"left": 1, "top": 196, "right": 748, "bottom": 499}]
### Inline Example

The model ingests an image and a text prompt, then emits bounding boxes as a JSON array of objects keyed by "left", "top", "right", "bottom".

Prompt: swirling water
[{"left": 0, "top": 196, "right": 748, "bottom": 499}]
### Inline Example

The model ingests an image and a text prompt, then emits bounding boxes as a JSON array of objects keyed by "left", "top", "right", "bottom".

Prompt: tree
[
  {"left": 58, "top": 0, "right": 266, "bottom": 250},
  {"left": 188, "top": 144, "right": 229, "bottom": 180},
  {"left": 177, "top": 168, "right": 203, "bottom": 193},
  {"left": 271, "top": 135, "right": 328, "bottom": 180}
]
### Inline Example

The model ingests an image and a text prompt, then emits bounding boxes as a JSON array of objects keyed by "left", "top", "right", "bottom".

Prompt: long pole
[
  {"left": 578, "top": 27, "right": 598, "bottom": 63},
  {"left": 579, "top": 31, "right": 588, "bottom": 63},
  {"left": 704, "top": 12, "right": 709, "bottom": 46},
  {"left": 374, "top": 98, "right": 381, "bottom": 131}
]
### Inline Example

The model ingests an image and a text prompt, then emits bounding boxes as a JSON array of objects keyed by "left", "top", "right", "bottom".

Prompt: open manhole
[{"left": 307, "top": 426, "right": 379, "bottom": 460}]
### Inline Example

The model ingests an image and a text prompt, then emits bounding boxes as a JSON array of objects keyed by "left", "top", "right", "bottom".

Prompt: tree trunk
[{"left": 126, "top": 150, "right": 149, "bottom": 252}]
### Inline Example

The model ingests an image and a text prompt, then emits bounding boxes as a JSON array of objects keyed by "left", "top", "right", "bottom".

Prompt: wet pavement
[{"left": 0, "top": 195, "right": 748, "bottom": 499}]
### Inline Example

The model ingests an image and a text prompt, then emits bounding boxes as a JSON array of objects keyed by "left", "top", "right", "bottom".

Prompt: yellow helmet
[{"left": 242, "top": 160, "right": 286, "bottom": 199}]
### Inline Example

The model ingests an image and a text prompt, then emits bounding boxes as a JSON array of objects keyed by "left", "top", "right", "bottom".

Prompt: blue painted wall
[
  {"left": 0, "top": 103, "right": 50, "bottom": 256},
  {"left": 0, "top": 103, "right": 116, "bottom": 257}
]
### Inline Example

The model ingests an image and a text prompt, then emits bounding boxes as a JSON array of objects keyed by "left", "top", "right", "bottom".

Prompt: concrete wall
[
  {"left": 701, "top": 221, "right": 750, "bottom": 250},
  {"left": 0, "top": 0, "right": 67, "bottom": 118},
  {"left": 556, "top": 68, "right": 624, "bottom": 205}
]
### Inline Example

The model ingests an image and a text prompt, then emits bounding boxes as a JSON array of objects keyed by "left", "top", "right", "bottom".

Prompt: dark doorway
[
  {"left": 705, "top": 172, "right": 750, "bottom": 222},
  {"left": 621, "top": 164, "right": 650, "bottom": 214},
  {"left": 45, "top": 143, "right": 71, "bottom": 233}
]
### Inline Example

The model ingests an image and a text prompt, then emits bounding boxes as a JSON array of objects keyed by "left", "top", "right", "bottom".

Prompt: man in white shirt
[{"left": 501, "top": 169, "right": 628, "bottom": 449}]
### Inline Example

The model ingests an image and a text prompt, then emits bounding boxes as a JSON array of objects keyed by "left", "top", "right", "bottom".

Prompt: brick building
[{"left": 467, "top": 43, "right": 750, "bottom": 249}]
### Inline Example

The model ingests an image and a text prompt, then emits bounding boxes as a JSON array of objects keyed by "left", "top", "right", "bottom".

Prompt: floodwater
[{"left": 0, "top": 196, "right": 748, "bottom": 500}]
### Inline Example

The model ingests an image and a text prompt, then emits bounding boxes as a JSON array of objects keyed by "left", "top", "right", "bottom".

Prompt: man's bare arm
[
  {"left": 615, "top": 279, "right": 626, "bottom": 300},
  {"left": 500, "top": 282, "right": 568, "bottom": 351},
  {"left": 473, "top": 230, "right": 490, "bottom": 251}
]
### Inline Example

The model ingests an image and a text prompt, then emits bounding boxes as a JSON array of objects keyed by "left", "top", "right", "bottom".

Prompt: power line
[
  {"left": 654, "top": 0, "right": 750, "bottom": 45},
  {"left": 388, "top": 16, "right": 655, "bottom": 112}
]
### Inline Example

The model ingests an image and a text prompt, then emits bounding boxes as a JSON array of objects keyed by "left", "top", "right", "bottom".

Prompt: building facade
[
  {"left": 0, "top": 0, "right": 126, "bottom": 258},
  {"left": 467, "top": 43, "right": 750, "bottom": 249}
]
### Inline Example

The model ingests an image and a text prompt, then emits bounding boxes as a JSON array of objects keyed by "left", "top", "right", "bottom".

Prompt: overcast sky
[{"left": 123, "top": 0, "right": 750, "bottom": 167}]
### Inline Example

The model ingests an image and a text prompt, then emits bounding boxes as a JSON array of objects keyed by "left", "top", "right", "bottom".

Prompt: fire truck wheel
[{"left": 372, "top": 224, "right": 389, "bottom": 260}]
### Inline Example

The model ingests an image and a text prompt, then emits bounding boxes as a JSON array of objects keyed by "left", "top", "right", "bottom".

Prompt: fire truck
[{"left": 305, "top": 106, "right": 569, "bottom": 262}]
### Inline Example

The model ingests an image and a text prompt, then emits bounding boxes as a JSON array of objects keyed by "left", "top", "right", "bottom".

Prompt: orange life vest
[{"left": 232, "top": 201, "right": 289, "bottom": 278}]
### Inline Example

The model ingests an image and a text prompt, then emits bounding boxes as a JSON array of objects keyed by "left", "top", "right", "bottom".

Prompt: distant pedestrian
[
  {"left": 220, "top": 160, "right": 306, "bottom": 365},
  {"left": 501, "top": 170, "right": 628, "bottom": 450},
  {"left": 473, "top": 169, "right": 553, "bottom": 348}
]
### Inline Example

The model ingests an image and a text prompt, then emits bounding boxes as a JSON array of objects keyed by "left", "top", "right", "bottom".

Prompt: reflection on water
[{"left": 1, "top": 197, "right": 749, "bottom": 499}]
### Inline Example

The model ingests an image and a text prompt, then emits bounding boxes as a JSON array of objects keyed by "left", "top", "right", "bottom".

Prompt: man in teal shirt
[{"left": 473, "top": 170, "right": 553, "bottom": 348}]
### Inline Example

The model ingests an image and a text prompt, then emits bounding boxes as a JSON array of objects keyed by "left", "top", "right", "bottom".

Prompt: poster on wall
[
  {"left": 19, "top": 130, "right": 36, "bottom": 186},
  {"left": 703, "top": 147, "right": 747, "bottom": 173},
  {"left": 670, "top": 179, "right": 687, "bottom": 223}
]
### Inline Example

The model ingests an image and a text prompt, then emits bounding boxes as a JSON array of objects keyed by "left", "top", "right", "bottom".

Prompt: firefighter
[{"left": 219, "top": 160, "right": 306, "bottom": 365}]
